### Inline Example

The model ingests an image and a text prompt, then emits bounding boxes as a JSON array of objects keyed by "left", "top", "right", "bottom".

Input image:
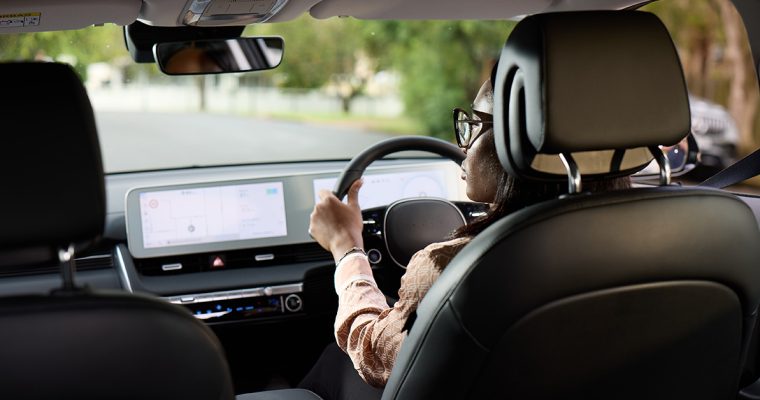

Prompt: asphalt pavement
[{"left": 94, "top": 111, "right": 395, "bottom": 173}]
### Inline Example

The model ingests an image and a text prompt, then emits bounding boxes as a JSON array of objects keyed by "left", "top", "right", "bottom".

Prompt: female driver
[{"left": 303, "top": 70, "right": 630, "bottom": 399}]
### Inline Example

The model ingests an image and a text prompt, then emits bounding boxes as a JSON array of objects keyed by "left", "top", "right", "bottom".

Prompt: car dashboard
[{"left": 0, "top": 158, "right": 484, "bottom": 328}]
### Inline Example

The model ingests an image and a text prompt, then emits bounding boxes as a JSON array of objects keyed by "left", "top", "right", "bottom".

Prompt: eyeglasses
[{"left": 453, "top": 108, "right": 493, "bottom": 149}]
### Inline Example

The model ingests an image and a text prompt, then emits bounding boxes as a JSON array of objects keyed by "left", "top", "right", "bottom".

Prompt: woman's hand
[{"left": 309, "top": 179, "right": 364, "bottom": 262}]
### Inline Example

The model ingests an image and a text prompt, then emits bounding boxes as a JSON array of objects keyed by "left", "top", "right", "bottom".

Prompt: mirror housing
[
  {"left": 124, "top": 21, "right": 243, "bottom": 63},
  {"left": 154, "top": 37, "right": 284, "bottom": 75}
]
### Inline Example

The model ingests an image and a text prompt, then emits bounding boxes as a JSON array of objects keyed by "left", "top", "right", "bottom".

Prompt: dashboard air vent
[{"left": 0, "top": 250, "right": 115, "bottom": 278}]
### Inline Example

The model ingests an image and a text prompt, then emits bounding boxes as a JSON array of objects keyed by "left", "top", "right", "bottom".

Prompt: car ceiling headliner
[{"left": 0, "top": 0, "right": 647, "bottom": 33}]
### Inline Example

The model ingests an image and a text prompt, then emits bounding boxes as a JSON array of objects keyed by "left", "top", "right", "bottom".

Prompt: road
[{"left": 95, "top": 111, "right": 395, "bottom": 173}]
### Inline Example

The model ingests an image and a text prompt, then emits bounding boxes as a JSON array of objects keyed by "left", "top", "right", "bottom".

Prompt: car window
[
  {"left": 644, "top": 1, "right": 760, "bottom": 195},
  {"left": 0, "top": 19, "right": 513, "bottom": 173},
  {"left": 2, "top": 3, "right": 759, "bottom": 194}
]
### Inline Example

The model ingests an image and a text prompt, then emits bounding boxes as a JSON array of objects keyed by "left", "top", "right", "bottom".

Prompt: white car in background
[{"left": 690, "top": 95, "right": 739, "bottom": 170}]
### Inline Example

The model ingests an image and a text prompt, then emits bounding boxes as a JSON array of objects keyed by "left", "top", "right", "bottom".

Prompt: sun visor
[
  {"left": 309, "top": 0, "right": 548, "bottom": 20},
  {"left": 0, "top": 0, "right": 140, "bottom": 33},
  {"left": 307, "top": 0, "right": 646, "bottom": 20}
]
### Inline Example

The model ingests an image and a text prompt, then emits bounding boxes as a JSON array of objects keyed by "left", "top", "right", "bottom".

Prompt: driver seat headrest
[
  {"left": 0, "top": 62, "right": 105, "bottom": 262},
  {"left": 493, "top": 11, "right": 691, "bottom": 181}
]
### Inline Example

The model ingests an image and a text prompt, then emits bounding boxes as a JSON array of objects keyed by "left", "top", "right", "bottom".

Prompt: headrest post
[
  {"left": 559, "top": 153, "right": 582, "bottom": 194},
  {"left": 648, "top": 145, "right": 672, "bottom": 186},
  {"left": 58, "top": 244, "right": 77, "bottom": 291}
]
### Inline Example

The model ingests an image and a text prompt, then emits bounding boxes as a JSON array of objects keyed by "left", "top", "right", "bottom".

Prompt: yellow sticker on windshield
[{"left": 0, "top": 13, "right": 41, "bottom": 28}]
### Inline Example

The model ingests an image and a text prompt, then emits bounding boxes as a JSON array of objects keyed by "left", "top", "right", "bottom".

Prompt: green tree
[
  {"left": 644, "top": 0, "right": 759, "bottom": 154},
  {"left": 255, "top": 18, "right": 514, "bottom": 122},
  {"left": 252, "top": 16, "right": 368, "bottom": 112},
  {"left": 362, "top": 20, "right": 516, "bottom": 138},
  {"left": 0, "top": 24, "right": 124, "bottom": 79}
]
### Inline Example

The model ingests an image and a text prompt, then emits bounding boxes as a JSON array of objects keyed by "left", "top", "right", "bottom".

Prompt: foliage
[
  {"left": 250, "top": 16, "right": 371, "bottom": 113},
  {"left": 360, "top": 20, "right": 515, "bottom": 137},
  {"left": 253, "top": 18, "right": 514, "bottom": 132},
  {"left": 250, "top": 16, "right": 363, "bottom": 89},
  {"left": 644, "top": 1, "right": 725, "bottom": 100},
  {"left": 644, "top": 0, "right": 760, "bottom": 153},
  {"left": 0, "top": 25, "right": 124, "bottom": 79}
]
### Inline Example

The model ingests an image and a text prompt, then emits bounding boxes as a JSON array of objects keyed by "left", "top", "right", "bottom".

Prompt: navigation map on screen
[{"left": 139, "top": 182, "right": 287, "bottom": 249}]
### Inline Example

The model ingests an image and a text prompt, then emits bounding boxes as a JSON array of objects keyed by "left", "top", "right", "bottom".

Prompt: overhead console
[{"left": 179, "top": 0, "right": 289, "bottom": 26}]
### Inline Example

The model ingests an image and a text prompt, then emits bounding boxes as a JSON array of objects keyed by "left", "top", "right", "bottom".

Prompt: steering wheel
[
  {"left": 333, "top": 136, "right": 464, "bottom": 198},
  {"left": 332, "top": 136, "right": 483, "bottom": 272}
]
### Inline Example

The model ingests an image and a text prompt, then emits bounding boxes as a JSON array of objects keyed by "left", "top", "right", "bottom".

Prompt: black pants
[{"left": 298, "top": 343, "right": 383, "bottom": 400}]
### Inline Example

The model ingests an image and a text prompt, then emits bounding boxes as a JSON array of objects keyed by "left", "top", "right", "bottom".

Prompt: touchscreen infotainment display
[{"left": 138, "top": 182, "right": 287, "bottom": 249}]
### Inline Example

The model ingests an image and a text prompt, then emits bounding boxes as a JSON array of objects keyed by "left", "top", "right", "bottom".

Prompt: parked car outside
[{"left": 690, "top": 95, "right": 739, "bottom": 170}]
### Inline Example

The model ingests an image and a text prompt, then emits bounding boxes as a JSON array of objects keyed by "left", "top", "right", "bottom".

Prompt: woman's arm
[
  {"left": 309, "top": 179, "right": 468, "bottom": 387},
  {"left": 334, "top": 248, "right": 443, "bottom": 387},
  {"left": 333, "top": 237, "right": 469, "bottom": 387}
]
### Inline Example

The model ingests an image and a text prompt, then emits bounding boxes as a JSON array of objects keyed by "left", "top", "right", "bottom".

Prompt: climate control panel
[{"left": 164, "top": 283, "right": 304, "bottom": 324}]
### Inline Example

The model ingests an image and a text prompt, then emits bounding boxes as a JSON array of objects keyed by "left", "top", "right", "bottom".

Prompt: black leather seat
[
  {"left": 215, "top": 11, "right": 760, "bottom": 400},
  {"left": 381, "top": 11, "right": 760, "bottom": 400},
  {"left": 0, "top": 62, "right": 235, "bottom": 400}
]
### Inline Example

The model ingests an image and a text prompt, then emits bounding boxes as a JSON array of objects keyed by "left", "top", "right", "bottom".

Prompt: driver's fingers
[
  {"left": 317, "top": 189, "right": 334, "bottom": 202},
  {"left": 347, "top": 179, "right": 363, "bottom": 208}
]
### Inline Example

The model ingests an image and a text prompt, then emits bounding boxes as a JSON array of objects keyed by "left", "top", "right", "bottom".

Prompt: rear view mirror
[{"left": 154, "top": 37, "right": 283, "bottom": 75}]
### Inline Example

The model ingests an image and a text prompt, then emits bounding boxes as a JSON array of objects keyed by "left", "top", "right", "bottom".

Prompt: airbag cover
[{"left": 384, "top": 199, "right": 466, "bottom": 268}]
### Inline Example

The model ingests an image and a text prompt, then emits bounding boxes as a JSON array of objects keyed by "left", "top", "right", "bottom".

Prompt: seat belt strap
[
  {"left": 403, "top": 311, "right": 417, "bottom": 333},
  {"left": 699, "top": 147, "right": 760, "bottom": 189}
]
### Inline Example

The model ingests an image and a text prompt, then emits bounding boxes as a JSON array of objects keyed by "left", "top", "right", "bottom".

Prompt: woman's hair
[{"left": 452, "top": 62, "right": 631, "bottom": 238}]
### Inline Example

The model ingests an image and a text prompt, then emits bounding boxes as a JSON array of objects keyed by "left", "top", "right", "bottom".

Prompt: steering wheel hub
[{"left": 384, "top": 198, "right": 466, "bottom": 268}]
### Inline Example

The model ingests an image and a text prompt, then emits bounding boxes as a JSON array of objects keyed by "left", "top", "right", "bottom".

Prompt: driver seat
[{"left": 380, "top": 11, "right": 760, "bottom": 400}]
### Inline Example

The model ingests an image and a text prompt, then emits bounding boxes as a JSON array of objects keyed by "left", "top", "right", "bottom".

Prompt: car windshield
[
  {"left": 0, "top": 3, "right": 759, "bottom": 197},
  {"left": 0, "top": 19, "right": 512, "bottom": 173}
]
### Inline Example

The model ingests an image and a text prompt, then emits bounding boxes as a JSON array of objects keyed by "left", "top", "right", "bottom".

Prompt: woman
[{"left": 302, "top": 72, "right": 630, "bottom": 399}]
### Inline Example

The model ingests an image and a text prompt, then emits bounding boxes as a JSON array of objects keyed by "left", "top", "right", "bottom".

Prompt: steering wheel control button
[
  {"left": 362, "top": 210, "right": 385, "bottom": 238},
  {"left": 367, "top": 249, "right": 382, "bottom": 264},
  {"left": 161, "top": 263, "right": 183, "bottom": 271},
  {"left": 285, "top": 294, "right": 303, "bottom": 312}
]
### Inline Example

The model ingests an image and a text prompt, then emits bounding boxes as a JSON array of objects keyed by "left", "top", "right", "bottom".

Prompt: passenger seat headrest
[
  {"left": 0, "top": 62, "right": 105, "bottom": 253},
  {"left": 493, "top": 11, "right": 691, "bottom": 181}
]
